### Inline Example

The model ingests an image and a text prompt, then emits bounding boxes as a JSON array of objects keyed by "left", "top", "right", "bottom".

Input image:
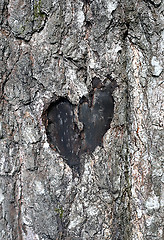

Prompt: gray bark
[{"left": 0, "top": 0, "right": 163, "bottom": 239}]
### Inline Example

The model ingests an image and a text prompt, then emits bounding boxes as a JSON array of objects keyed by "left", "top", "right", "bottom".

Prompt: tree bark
[{"left": 0, "top": 0, "right": 163, "bottom": 239}]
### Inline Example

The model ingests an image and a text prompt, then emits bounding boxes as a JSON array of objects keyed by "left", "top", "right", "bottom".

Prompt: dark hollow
[
  {"left": 46, "top": 98, "right": 81, "bottom": 167},
  {"left": 45, "top": 81, "right": 116, "bottom": 173},
  {"left": 79, "top": 86, "right": 114, "bottom": 153}
]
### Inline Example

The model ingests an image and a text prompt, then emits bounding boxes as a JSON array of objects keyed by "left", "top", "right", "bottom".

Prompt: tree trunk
[{"left": 0, "top": 0, "right": 163, "bottom": 239}]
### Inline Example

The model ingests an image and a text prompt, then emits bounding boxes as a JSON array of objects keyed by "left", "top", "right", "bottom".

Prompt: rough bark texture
[{"left": 0, "top": 0, "right": 163, "bottom": 239}]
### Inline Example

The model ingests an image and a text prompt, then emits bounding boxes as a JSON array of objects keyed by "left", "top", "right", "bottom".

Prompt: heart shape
[{"left": 44, "top": 78, "right": 116, "bottom": 173}]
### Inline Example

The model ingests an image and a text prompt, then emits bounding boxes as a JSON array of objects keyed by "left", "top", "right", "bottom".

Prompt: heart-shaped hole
[{"left": 44, "top": 78, "right": 117, "bottom": 173}]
